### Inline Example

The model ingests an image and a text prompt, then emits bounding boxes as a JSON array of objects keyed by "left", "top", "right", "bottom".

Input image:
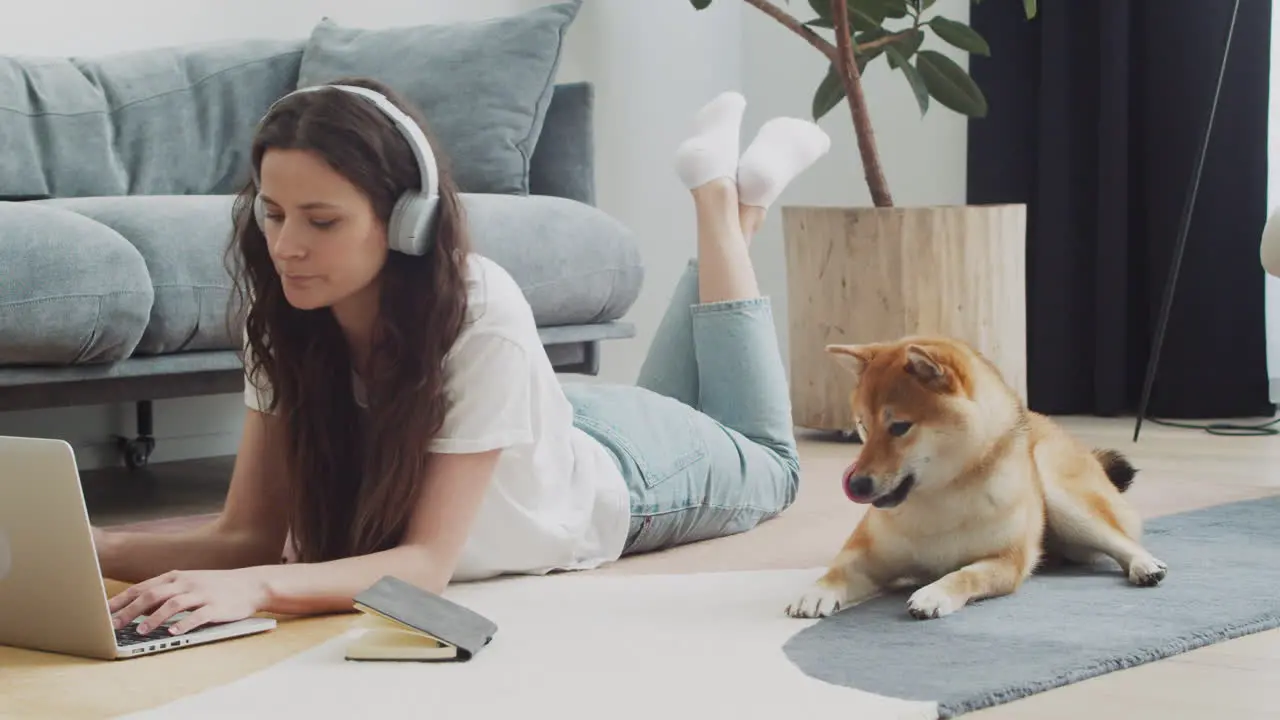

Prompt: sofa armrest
[{"left": 529, "top": 82, "right": 595, "bottom": 206}]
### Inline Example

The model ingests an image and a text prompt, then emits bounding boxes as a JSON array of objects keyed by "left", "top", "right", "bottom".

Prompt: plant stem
[
  {"left": 737, "top": 1, "right": 912, "bottom": 60},
  {"left": 832, "top": 0, "right": 892, "bottom": 206},
  {"left": 733, "top": 0, "right": 905, "bottom": 207},
  {"left": 859, "top": 28, "right": 918, "bottom": 54},
  {"left": 740, "top": 0, "right": 838, "bottom": 64}
]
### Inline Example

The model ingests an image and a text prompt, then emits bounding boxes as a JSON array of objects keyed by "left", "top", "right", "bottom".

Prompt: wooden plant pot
[{"left": 781, "top": 203, "right": 1028, "bottom": 434}]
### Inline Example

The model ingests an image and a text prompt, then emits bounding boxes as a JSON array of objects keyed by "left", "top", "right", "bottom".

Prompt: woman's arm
[
  {"left": 252, "top": 447, "right": 501, "bottom": 616},
  {"left": 96, "top": 408, "right": 291, "bottom": 583},
  {"left": 111, "top": 446, "right": 502, "bottom": 634},
  {"left": 108, "top": 329, "right": 525, "bottom": 634}
]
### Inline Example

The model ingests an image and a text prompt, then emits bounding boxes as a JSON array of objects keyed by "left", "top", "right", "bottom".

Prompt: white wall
[
  {"left": 0, "top": 0, "right": 541, "bottom": 54},
  {"left": 559, "top": 0, "right": 745, "bottom": 384},
  {"left": 0, "top": 0, "right": 971, "bottom": 470}
]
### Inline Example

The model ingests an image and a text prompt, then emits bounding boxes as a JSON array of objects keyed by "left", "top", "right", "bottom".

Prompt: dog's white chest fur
[{"left": 874, "top": 468, "right": 1038, "bottom": 581}]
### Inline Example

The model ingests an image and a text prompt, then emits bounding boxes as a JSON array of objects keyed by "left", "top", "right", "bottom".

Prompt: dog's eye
[{"left": 888, "top": 421, "right": 913, "bottom": 437}]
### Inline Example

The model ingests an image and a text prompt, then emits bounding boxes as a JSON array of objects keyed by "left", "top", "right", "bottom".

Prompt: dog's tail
[{"left": 1093, "top": 448, "right": 1137, "bottom": 493}]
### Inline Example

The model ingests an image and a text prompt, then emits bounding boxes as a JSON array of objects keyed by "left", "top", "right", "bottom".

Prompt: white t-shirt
[{"left": 243, "top": 253, "right": 631, "bottom": 582}]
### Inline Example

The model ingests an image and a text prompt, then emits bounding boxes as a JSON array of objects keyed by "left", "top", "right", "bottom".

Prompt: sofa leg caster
[
  {"left": 119, "top": 436, "right": 156, "bottom": 470},
  {"left": 117, "top": 400, "right": 156, "bottom": 470}
]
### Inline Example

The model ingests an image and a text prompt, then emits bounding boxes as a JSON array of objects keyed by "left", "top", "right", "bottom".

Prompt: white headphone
[{"left": 251, "top": 84, "right": 441, "bottom": 256}]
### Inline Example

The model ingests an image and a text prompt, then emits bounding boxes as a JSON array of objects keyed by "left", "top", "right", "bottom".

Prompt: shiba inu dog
[{"left": 786, "top": 336, "right": 1167, "bottom": 621}]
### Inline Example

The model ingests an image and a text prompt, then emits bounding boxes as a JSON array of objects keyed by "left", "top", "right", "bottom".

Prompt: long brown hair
[{"left": 225, "top": 77, "right": 471, "bottom": 564}]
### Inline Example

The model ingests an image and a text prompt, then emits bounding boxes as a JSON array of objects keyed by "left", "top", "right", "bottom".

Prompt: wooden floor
[
  {"left": 84, "top": 455, "right": 231, "bottom": 527},
  {"left": 76, "top": 415, "right": 1280, "bottom": 718}
]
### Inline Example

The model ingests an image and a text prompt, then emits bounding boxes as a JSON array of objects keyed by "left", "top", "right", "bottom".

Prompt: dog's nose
[{"left": 845, "top": 474, "right": 874, "bottom": 501}]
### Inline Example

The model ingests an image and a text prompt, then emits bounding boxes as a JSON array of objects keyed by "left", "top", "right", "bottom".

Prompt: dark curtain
[{"left": 966, "top": 0, "right": 1275, "bottom": 419}]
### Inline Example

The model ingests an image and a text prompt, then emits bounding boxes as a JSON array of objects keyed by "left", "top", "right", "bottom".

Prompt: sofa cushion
[
  {"left": 460, "top": 193, "right": 643, "bottom": 326},
  {"left": 0, "top": 203, "right": 153, "bottom": 365},
  {"left": 36, "top": 196, "right": 238, "bottom": 355},
  {"left": 1, "top": 189, "right": 639, "bottom": 366},
  {"left": 0, "top": 39, "right": 303, "bottom": 199},
  {"left": 295, "top": 1, "right": 581, "bottom": 196},
  {"left": 0, "top": 59, "right": 123, "bottom": 199}
]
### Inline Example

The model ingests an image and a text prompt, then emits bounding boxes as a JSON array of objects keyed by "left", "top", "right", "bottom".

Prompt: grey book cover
[{"left": 351, "top": 575, "right": 497, "bottom": 661}]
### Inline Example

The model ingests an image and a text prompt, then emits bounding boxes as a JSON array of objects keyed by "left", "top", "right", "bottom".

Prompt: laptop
[{"left": 0, "top": 435, "right": 275, "bottom": 660}]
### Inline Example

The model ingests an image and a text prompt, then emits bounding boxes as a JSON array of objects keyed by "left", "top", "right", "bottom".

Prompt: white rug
[{"left": 118, "top": 568, "right": 938, "bottom": 720}]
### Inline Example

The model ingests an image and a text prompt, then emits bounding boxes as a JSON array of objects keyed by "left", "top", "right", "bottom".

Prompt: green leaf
[
  {"left": 852, "top": 28, "right": 891, "bottom": 70},
  {"left": 1023, "top": 0, "right": 1037, "bottom": 19},
  {"left": 915, "top": 49, "right": 987, "bottom": 116},
  {"left": 808, "top": 0, "right": 834, "bottom": 24},
  {"left": 887, "top": 46, "right": 929, "bottom": 115},
  {"left": 857, "top": 0, "right": 909, "bottom": 20},
  {"left": 854, "top": 26, "right": 888, "bottom": 50},
  {"left": 886, "top": 28, "right": 924, "bottom": 68},
  {"left": 847, "top": 0, "right": 889, "bottom": 31},
  {"left": 855, "top": 26, "right": 888, "bottom": 40},
  {"left": 809, "top": 0, "right": 909, "bottom": 33},
  {"left": 690, "top": 0, "right": 712, "bottom": 9},
  {"left": 812, "top": 64, "right": 846, "bottom": 121},
  {"left": 928, "top": 16, "right": 990, "bottom": 56},
  {"left": 857, "top": 50, "right": 875, "bottom": 73},
  {"left": 812, "top": 45, "right": 884, "bottom": 122}
]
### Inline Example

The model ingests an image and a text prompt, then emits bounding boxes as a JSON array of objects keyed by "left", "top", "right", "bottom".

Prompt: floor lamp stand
[{"left": 1132, "top": 0, "right": 1241, "bottom": 442}]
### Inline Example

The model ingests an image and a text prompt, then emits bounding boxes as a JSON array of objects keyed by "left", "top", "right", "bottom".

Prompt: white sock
[
  {"left": 674, "top": 91, "right": 746, "bottom": 189},
  {"left": 736, "top": 117, "right": 831, "bottom": 208}
]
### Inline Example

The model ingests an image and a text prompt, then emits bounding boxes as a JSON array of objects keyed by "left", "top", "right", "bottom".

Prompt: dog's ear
[
  {"left": 826, "top": 343, "right": 877, "bottom": 380},
  {"left": 904, "top": 343, "right": 966, "bottom": 394},
  {"left": 904, "top": 344, "right": 945, "bottom": 383}
]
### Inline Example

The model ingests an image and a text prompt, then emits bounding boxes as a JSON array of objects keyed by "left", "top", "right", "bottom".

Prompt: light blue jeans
[{"left": 564, "top": 259, "right": 801, "bottom": 555}]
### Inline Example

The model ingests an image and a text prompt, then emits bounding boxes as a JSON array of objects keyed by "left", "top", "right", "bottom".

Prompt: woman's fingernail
[{"left": 137, "top": 624, "right": 148, "bottom": 633}]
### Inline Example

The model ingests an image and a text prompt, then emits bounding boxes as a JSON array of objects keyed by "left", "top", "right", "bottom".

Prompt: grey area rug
[{"left": 782, "top": 494, "right": 1280, "bottom": 718}]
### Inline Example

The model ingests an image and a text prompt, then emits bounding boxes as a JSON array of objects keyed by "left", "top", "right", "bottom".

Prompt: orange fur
[{"left": 785, "top": 335, "right": 1167, "bottom": 621}]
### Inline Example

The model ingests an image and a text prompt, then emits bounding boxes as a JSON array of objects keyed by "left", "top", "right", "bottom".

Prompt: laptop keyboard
[
  {"left": 115, "top": 616, "right": 234, "bottom": 647},
  {"left": 115, "top": 623, "right": 177, "bottom": 647}
]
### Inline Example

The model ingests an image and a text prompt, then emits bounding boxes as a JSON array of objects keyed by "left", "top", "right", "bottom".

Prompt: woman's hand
[{"left": 108, "top": 568, "right": 269, "bottom": 635}]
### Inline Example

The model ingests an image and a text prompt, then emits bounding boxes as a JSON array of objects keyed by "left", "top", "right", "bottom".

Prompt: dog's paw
[
  {"left": 906, "top": 583, "right": 963, "bottom": 620},
  {"left": 1128, "top": 554, "right": 1168, "bottom": 587},
  {"left": 786, "top": 584, "right": 847, "bottom": 619}
]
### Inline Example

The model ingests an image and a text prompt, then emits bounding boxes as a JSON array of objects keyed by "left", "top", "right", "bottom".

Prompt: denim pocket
[{"left": 567, "top": 384, "right": 708, "bottom": 490}]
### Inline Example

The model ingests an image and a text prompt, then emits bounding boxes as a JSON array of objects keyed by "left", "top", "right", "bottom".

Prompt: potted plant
[{"left": 690, "top": 0, "right": 1038, "bottom": 435}]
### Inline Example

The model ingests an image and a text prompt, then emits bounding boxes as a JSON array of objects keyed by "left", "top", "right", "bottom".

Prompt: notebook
[{"left": 346, "top": 576, "right": 497, "bottom": 662}]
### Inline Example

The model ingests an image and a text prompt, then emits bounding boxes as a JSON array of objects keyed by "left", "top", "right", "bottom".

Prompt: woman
[{"left": 94, "top": 78, "right": 831, "bottom": 636}]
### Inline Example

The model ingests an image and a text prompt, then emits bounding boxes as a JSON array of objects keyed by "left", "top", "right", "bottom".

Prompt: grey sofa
[{"left": 0, "top": 1, "right": 643, "bottom": 468}]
